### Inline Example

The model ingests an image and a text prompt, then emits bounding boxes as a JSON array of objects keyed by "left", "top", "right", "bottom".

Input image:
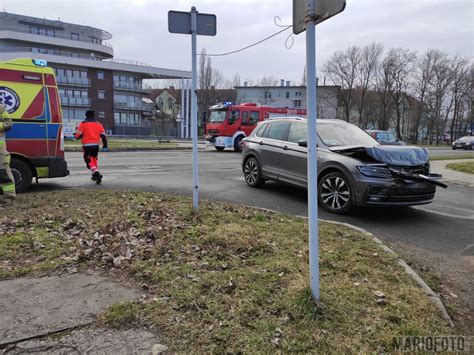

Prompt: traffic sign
[
  {"left": 293, "top": 0, "right": 346, "bottom": 34},
  {"left": 169, "top": 7, "right": 217, "bottom": 212},
  {"left": 168, "top": 10, "right": 216, "bottom": 36}
]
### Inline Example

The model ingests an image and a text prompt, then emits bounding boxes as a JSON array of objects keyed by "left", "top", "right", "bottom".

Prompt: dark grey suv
[{"left": 241, "top": 118, "right": 446, "bottom": 214}]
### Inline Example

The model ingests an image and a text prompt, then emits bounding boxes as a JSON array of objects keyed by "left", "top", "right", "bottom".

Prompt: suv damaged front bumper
[
  {"left": 388, "top": 168, "right": 448, "bottom": 188},
  {"left": 359, "top": 169, "right": 447, "bottom": 206}
]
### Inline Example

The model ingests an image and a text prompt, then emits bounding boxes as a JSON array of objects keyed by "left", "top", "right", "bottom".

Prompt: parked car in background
[
  {"left": 452, "top": 136, "right": 474, "bottom": 150},
  {"left": 241, "top": 118, "right": 446, "bottom": 214},
  {"left": 366, "top": 130, "right": 405, "bottom": 145}
]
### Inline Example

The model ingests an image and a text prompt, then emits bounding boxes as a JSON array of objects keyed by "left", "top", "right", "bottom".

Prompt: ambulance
[{"left": 0, "top": 58, "right": 68, "bottom": 192}]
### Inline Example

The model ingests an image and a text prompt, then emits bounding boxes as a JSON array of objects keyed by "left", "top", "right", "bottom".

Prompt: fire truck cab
[
  {"left": 0, "top": 58, "right": 68, "bottom": 192},
  {"left": 205, "top": 102, "right": 306, "bottom": 152}
]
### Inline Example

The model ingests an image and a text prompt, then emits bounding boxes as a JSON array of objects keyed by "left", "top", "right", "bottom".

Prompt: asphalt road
[
  {"left": 426, "top": 147, "right": 474, "bottom": 156},
  {"left": 35, "top": 149, "right": 473, "bottom": 327}
]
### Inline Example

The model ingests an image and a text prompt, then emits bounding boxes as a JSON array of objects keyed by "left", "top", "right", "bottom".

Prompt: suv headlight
[{"left": 357, "top": 165, "right": 392, "bottom": 179}]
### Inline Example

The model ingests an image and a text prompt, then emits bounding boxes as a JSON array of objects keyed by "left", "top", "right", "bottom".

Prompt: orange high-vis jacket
[{"left": 75, "top": 119, "right": 107, "bottom": 147}]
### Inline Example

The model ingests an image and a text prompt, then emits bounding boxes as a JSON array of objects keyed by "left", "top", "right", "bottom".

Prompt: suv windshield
[
  {"left": 208, "top": 110, "right": 227, "bottom": 123},
  {"left": 319, "top": 123, "right": 378, "bottom": 147}
]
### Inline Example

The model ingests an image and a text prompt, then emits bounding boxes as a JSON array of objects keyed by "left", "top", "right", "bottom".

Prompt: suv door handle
[
  {"left": 258, "top": 141, "right": 263, "bottom": 145},
  {"left": 283, "top": 145, "right": 288, "bottom": 150}
]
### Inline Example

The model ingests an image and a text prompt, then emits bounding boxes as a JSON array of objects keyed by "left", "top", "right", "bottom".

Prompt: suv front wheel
[{"left": 318, "top": 172, "right": 353, "bottom": 214}]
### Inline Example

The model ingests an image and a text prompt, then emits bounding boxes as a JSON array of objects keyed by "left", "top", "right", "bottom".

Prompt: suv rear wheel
[
  {"left": 318, "top": 172, "right": 353, "bottom": 214},
  {"left": 243, "top": 157, "right": 265, "bottom": 187}
]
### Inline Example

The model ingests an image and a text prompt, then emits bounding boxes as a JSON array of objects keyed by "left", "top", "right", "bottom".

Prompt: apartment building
[
  {"left": 235, "top": 80, "right": 340, "bottom": 120},
  {"left": 0, "top": 11, "right": 190, "bottom": 135}
]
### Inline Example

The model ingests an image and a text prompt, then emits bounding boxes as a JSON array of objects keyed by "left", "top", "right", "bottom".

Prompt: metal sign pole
[
  {"left": 180, "top": 77, "right": 185, "bottom": 139},
  {"left": 191, "top": 6, "right": 199, "bottom": 211},
  {"left": 185, "top": 79, "right": 190, "bottom": 138},
  {"left": 305, "top": 0, "right": 320, "bottom": 301}
]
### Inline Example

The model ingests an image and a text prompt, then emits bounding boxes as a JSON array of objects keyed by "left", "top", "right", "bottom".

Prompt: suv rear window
[
  {"left": 254, "top": 123, "right": 267, "bottom": 137},
  {"left": 264, "top": 121, "right": 289, "bottom": 141}
]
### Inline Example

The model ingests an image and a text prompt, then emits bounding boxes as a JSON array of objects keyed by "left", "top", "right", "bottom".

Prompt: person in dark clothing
[{"left": 74, "top": 110, "right": 108, "bottom": 184}]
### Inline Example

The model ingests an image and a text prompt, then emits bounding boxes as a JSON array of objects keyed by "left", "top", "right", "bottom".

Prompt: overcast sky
[{"left": 2, "top": 0, "right": 473, "bottom": 85}]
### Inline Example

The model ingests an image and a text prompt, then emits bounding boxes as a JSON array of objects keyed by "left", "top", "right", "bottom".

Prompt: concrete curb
[{"left": 242, "top": 204, "right": 455, "bottom": 327}]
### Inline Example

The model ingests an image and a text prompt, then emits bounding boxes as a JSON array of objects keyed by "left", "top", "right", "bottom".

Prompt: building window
[
  {"left": 71, "top": 32, "right": 79, "bottom": 40},
  {"left": 31, "top": 26, "right": 55, "bottom": 37},
  {"left": 295, "top": 91, "right": 302, "bottom": 97},
  {"left": 286, "top": 92, "right": 290, "bottom": 99},
  {"left": 293, "top": 100, "right": 302, "bottom": 108},
  {"left": 98, "top": 111, "right": 105, "bottom": 118},
  {"left": 98, "top": 91, "right": 106, "bottom": 99},
  {"left": 97, "top": 71, "right": 105, "bottom": 80},
  {"left": 120, "top": 112, "right": 127, "bottom": 124},
  {"left": 168, "top": 98, "right": 173, "bottom": 110},
  {"left": 264, "top": 92, "right": 272, "bottom": 99}
]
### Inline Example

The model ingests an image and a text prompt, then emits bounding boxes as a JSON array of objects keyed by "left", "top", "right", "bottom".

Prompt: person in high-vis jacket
[
  {"left": 74, "top": 109, "right": 108, "bottom": 184},
  {"left": 0, "top": 103, "right": 16, "bottom": 204}
]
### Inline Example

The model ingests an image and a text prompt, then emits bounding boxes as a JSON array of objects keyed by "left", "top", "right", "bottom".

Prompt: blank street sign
[
  {"left": 169, "top": 10, "right": 217, "bottom": 36},
  {"left": 293, "top": 0, "right": 346, "bottom": 34}
]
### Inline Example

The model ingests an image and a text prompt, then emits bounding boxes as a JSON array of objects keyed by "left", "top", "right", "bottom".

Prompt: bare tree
[
  {"left": 322, "top": 46, "right": 361, "bottom": 122},
  {"left": 448, "top": 57, "right": 472, "bottom": 142},
  {"left": 300, "top": 65, "right": 307, "bottom": 86},
  {"left": 387, "top": 48, "right": 417, "bottom": 139},
  {"left": 411, "top": 50, "right": 440, "bottom": 143},
  {"left": 355, "top": 42, "right": 383, "bottom": 128},
  {"left": 258, "top": 75, "right": 279, "bottom": 87},
  {"left": 375, "top": 51, "right": 396, "bottom": 130},
  {"left": 198, "top": 48, "right": 225, "bottom": 123},
  {"left": 425, "top": 52, "right": 451, "bottom": 144},
  {"left": 232, "top": 72, "right": 241, "bottom": 87}
]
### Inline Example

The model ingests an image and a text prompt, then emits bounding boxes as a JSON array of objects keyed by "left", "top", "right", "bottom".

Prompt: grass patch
[
  {"left": 65, "top": 139, "right": 188, "bottom": 152},
  {"left": 0, "top": 190, "right": 453, "bottom": 352},
  {"left": 446, "top": 161, "right": 474, "bottom": 174},
  {"left": 429, "top": 154, "right": 474, "bottom": 161}
]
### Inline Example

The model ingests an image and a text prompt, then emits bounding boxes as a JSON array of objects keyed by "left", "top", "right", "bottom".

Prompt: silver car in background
[{"left": 241, "top": 118, "right": 447, "bottom": 214}]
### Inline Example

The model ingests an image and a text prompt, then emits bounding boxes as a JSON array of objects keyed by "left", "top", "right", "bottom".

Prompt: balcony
[
  {"left": 114, "top": 101, "right": 144, "bottom": 110},
  {"left": 113, "top": 81, "right": 148, "bottom": 93},
  {"left": 0, "top": 25, "right": 113, "bottom": 58},
  {"left": 0, "top": 46, "right": 108, "bottom": 61},
  {"left": 57, "top": 76, "right": 91, "bottom": 87},
  {"left": 59, "top": 96, "right": 91, "bottom": 107}
]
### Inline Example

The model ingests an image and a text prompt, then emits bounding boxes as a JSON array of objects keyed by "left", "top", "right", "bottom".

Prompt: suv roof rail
[{"left": 266, "top": 116, "right": 306, "bottom": 121}]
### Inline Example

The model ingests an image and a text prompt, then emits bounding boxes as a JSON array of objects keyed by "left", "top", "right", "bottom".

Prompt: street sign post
[
  {"left": 293, "top": 0, "right": 345, "bottom": 301},
  {"left": 293, "top": 0, "right": 346, "bottom": 34},
  {"left": 169, "top": 7, "right": 216, "bottom": 212}
]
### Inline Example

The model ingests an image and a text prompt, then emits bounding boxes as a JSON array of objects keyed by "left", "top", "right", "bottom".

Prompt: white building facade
[{"left": 235, "top": 81, "right": 340, "bottom": 119}]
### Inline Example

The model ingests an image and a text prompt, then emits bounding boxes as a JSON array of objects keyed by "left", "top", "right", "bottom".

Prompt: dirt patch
[{"left": 0, "top": 190, "right": 456, "bottom": 352}]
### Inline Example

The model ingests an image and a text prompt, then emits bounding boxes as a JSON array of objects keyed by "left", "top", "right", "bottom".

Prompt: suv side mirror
[{"left": 298, "top": 139, "right": 307, "bottom": 147}]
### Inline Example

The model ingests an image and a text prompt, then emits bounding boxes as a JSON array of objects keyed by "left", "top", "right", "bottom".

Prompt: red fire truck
[{"left": 205, "top": 102, "right": 306, "bottom": 152}]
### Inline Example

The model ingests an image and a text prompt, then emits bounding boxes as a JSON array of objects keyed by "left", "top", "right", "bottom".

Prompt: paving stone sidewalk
[
  {"left": 0, "top": 273, "right": 165, "bottom": 353},
  {"left": 431, "top": 159, "right": 474, "bottom": 187}
]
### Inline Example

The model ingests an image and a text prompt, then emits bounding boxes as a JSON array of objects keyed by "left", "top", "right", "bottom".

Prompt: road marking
[
  {"left": 414, "top": 204, "right": 474, "bottom": 220},
  {"left": 428, "top": 203, "right": 474, "bottom": 212}
]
